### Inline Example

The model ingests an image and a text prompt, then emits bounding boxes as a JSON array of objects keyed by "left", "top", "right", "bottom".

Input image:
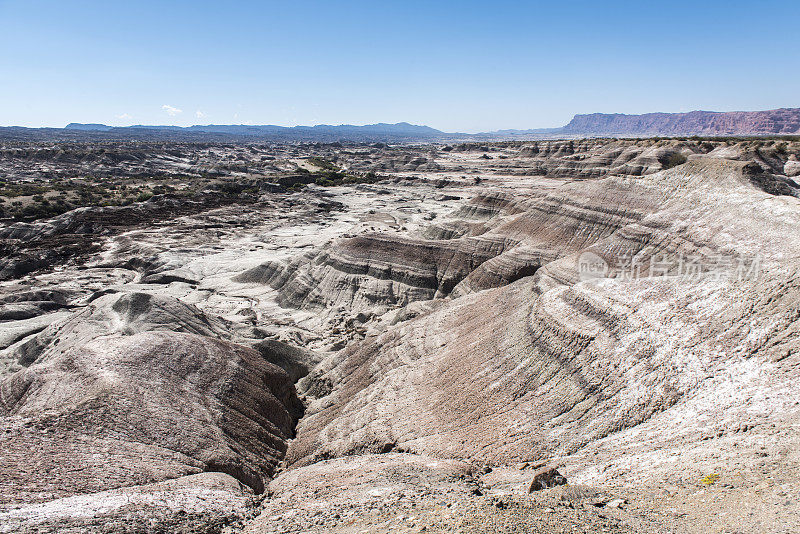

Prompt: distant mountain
[
  {"left": 562, "top": 108, "right": 800, "bottom": 136},
  {"left": 4, "top": 122, "right": 449, "bottom": 143},
  {"left": 183, "top": 122, "right": 444, "bottom": 139},
  {"left": 65, "top": 123, "right": 113, "bottom": 131},
  {"left": 4, "top": 109, "right": 800, "bottom": 143}
]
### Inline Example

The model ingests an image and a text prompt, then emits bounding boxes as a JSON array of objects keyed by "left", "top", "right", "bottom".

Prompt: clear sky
[{"left": 1, "top": 0, "right": 798, "bottom": 132}]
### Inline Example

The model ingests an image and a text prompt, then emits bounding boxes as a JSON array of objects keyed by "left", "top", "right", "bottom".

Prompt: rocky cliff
[{"left": 563, "top": 108, "right": 800, "bottom": 136}]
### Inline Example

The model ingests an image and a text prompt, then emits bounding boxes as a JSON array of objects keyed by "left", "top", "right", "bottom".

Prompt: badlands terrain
[{"left": 1, "top": 137, "right": 799, "bottom": 533}]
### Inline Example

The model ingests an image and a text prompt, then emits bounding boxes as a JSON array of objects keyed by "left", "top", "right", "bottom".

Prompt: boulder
[{"left": 528, "top": 467, "right": 568, "bottom": 492}]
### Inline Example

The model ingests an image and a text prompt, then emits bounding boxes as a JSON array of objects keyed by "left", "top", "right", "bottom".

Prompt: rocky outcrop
[
  {"left": 239, "top": 233, "right": 511, "bottom": 311},
  {"left": 0, "top": 324, "right": 302, "bottom": 492},
  {"left": 528, "top": 467, "right": 568, "bottom": 492},
  {"left": 5, "top": 291, "right": 230, "bottom": 368},
  {"left": 514, "top": 139, "right": 696, "bottom": 177},
  {"left": 0, "top": 292, "right": 302, "bottom": 530}
]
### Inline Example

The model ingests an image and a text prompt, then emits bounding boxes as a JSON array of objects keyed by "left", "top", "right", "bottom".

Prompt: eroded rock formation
[
  {"left": 1, "top": 138, "right": 799, "bottom": 532},
  {"left": 0, "top": 292, "right": 302, "bottom": 530}
]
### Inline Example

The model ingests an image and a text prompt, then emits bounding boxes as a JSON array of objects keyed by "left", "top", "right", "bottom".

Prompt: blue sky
[{"left": 1, "top": 0, "right": 797, "bottom": 132}]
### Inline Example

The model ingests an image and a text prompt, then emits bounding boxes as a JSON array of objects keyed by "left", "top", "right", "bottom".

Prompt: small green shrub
[
  {"left": 307, "top": 157, "right": 339, "bottom": 171},
  {"left": 663, "top": 152, "right": 688, "bottom": 169}
]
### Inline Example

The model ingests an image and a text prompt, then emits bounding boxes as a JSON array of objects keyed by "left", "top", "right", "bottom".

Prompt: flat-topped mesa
[{"left": 562, "top": 108, "right": 800, "bottom": 136}]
